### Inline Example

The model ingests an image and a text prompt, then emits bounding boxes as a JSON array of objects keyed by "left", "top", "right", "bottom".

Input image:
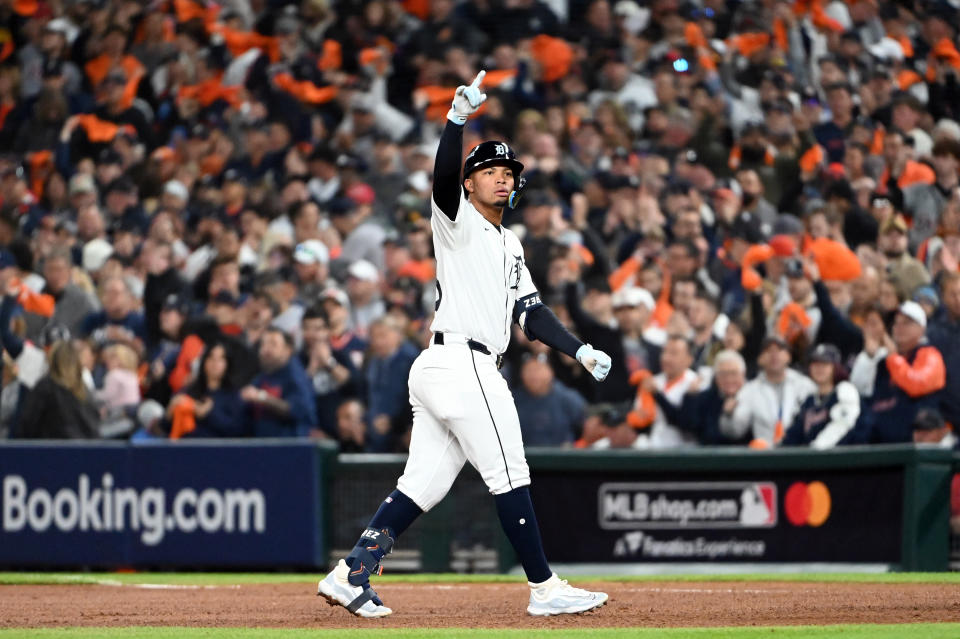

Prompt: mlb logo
[{"left": 740, "top": 483, "right": 778, "bottom": 526}]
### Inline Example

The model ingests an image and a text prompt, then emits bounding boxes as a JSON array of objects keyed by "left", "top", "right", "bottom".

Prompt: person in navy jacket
[
  {"left": 174, "top": 342, "right": 246, "bottom": 438},
  {"left": 782, "top": 344, "right": 860, "bottom": 448},
  {"left": 81, "top": 275, "right": 147, "bottom": 350},
  {"left": 363, "top": 315, "right": 417, "bottom": 452},
  {"left": 850, "top": 301, "right": 946, "bottom": 443},
  {"left": 241, "top": 327, "right": 317, "bottom": 437}
]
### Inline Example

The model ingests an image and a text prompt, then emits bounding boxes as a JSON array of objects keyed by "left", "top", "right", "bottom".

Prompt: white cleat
[
  {"left": 527, "top": 573, "right": 609, "bottom": 616},
  {"left": 317, "top": 559, "right": 393, "bottom": 618}
]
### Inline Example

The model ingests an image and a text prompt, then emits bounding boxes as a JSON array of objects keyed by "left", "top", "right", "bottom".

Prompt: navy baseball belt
[{"left": 433, "top": 332, "right": 503, "bottom": 368}]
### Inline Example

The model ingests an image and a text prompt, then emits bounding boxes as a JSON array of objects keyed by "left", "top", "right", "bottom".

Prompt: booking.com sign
[
  {"left": 0, "top": 442, "right": 326, "bottom": 568},
  {"left": 784, "top": 481, "right": 831, "bottom": 527}
]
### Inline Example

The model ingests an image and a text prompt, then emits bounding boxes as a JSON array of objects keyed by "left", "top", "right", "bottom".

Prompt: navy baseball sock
[
  {"left": 494, "top": 486, "right": 552, "bottom": 584},
  {"left": 346, "top": 490, "right": 422, "bottom": 584},
  {"left": 368, "top": 489, "right": 423, "bottom": 536}
]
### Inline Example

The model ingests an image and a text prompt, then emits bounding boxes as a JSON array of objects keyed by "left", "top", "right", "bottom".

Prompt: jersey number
[{"left": 435, "top": 281, "right": 442, "bottom": 311}]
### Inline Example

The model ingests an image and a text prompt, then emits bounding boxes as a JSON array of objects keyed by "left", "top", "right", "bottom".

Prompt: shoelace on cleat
[{"left": 554, "top": 579, "right": 592, "bottom": 597}]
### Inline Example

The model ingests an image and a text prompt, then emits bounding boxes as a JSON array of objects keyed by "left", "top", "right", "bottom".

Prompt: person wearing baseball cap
[
  {"left": 321, "top": 287, "right": 368, "bottom": 370},
  {"left": 346, "top": 260, "right": 385, "bottom": 336},
  {"left": 850, "top": 300, "right": 946, "bottom": 443},
  {"left": 592, "top": 284, "right": 657, "bottom": 399},
  {"left": 912, "top": 408, "right": 957, "bottom": 448},
  {"left": 781, "top": 343, "right": 861, "bottom": 448},
  {"left": 293, "top": 239, "right": 331, "bottom": 302},
  {"left": 877, "top": 213, "right": 930, "bottom": 300},
  {"left": 719, "top": 333, "right": 817, "bottom": 448}
]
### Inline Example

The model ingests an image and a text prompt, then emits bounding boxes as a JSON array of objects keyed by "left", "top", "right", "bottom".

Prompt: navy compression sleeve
[
  {"left": 432, "top": 121, "right": 465, "bottom": 220},
  {"left": 523, "top": 304, "right": 584, "bottom": 360}
]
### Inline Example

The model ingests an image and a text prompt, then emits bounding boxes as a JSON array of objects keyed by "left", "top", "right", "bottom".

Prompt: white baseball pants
[{"left": 397, "top": 338, "right": 531, "bottom": 511}]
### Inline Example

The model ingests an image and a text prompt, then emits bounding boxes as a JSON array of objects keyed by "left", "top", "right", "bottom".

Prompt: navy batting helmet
[{"left": 462, "top": 141, "right": 524, "bottom": 180}]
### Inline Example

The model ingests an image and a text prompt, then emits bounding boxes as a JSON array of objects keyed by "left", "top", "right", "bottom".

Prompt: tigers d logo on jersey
[{"left": 509, "top": 254, "right": 523, "bottom": 289}]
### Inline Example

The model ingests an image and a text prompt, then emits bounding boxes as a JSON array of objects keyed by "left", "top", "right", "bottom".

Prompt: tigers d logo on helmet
[{"left": 462, "top": 141, "right": 524, "bottom": 179}]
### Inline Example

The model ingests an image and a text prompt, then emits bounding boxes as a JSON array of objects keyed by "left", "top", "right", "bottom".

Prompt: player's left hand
[
  {"left": 447, "top": 70, "right": 487, "bottom": 124},
  {"left": 576, "top": 344, "right": 612, "bottom": 382}
]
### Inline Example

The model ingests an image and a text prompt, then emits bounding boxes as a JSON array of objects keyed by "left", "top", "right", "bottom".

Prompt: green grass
[
  {"left": 1, "top": 625, "right": 959, "bottom": 638},
  {"left": 3, "top": 571, "right": 960, "bottom": 586}
]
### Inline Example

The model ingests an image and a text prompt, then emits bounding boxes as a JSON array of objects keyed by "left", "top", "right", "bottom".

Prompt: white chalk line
[
  {"left": 622, "top": 587, "right": 781, "bottom": 594},
  {"left": 52, "top": 575, "right": 240, "bottom": 589},
  {"left": 386, "top": 585, "right": 782, "bottom": 594}
]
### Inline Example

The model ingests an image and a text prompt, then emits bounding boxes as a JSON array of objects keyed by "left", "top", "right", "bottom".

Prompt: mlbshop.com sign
[
  {"left": 531, "top": 467, "right": 903, "bottom": 563},
  {"left": 0, "top": 442, "right": 327, "bottom": 568},
  {"left": 598, "top": 482, "right": 778, "bottom": 530}
]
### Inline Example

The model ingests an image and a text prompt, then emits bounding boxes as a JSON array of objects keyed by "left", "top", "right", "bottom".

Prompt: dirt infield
[{"left": 2, "top": 581, "right": 959, "bottom": 629}]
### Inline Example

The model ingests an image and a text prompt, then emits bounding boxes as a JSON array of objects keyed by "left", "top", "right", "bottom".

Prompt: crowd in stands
[{"left": 2, "top": 0, "right": 960, "bottom": 453}]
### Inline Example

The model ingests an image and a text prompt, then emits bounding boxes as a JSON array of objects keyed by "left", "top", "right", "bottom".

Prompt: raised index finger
[{"left": 470, "top": 70, "right": 486, "bottom": 88}]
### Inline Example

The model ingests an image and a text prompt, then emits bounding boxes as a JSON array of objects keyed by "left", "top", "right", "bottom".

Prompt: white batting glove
[
  {"left": 447, "top": 70, "right": 487, "bottom": 125},
  {"left": 576, "top": 344, "right": 612, "bottom": 382}
]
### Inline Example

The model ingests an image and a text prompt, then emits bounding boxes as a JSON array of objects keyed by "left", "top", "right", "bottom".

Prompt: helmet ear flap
[{"left": 508, "top": 176, "right": 527, "bottom": 209}]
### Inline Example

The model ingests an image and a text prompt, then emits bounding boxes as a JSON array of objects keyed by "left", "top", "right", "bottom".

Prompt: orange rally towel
[
  {"left": 741, "top": 244, "right": 775, "bottom": 291},
  {"left": 685, "top": 22, "right": 708, "bottom": 48},
  {"left": 74, "top": 114, "right": 122, "bottom": 143},
  {"left": 27, "top": 150, "right": 53, "bottom": 200},
  {"left": 318, "top": 39, "right": 343, "bottom": 71},
  {"left": 11, "top": 280, "right": 55, "bottom": 318},
  {"left": 808, "top": 0, "right": 844, "bottom": 32},
  {"left": 530, "top": 35, "right": 573, "bottom": 83},
  {"left": 84, "top": 55, "right": 145, "bottom": 88},
  {"left": 799, "top": 145, "right": 825, "bottom": 174},
  {"left": 777, "top": 302, "right": 812, "bottom": 342},
  {"left": 896, "top": 35, "right": 914, "bottom": 59},
  {"left": 173, "top": 0, "right": 219, "bottom": 26},
  {"left": 773, "top": 18, "right": 788, "bottom": 51},
  {"left": 273, "top": 73, "right": 338, "bottom": 104},
  {"left": 213, "top": 25, "right": 279, "bottom": 61},
  {"left": 626, "top": 370, "right": 656, "bottom": 430},
  {"left": 728, "top": 33, "right": 770, "bottom": 58},
  {"left": 806, "top": 237, "right": 862, "bottom": 281},
  {"left": 169, "top": 334, "right": 205, "bottom": 393},
  {"left": 178, "top": 75, "right": 242, "bottom": 107},
  {"left": 170, "top": 395, "right": 197, "bottom": 439}
]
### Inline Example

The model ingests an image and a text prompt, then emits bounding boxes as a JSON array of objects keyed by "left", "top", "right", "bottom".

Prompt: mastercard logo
[{"left": 784, "top": 481, "right": 831, "bottom": 527}]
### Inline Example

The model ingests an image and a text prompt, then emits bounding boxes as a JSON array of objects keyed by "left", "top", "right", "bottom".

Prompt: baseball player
[{"left": 318, "top": 71, "right": 612, "bottom": 618}]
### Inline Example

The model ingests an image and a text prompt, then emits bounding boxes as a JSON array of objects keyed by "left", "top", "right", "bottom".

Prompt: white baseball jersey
[{"left": 429, "top": 191, "right": 539, "bottom": 354}]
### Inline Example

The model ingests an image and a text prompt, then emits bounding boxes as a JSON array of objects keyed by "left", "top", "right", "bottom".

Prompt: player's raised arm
[{"left": 432, "top": 70, "right": 487, "bottom": 221}]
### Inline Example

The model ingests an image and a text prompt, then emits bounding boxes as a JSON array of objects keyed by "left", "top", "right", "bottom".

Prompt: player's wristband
[{"left": 446, "top": 109, "right": 467, "bottom": 125}]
